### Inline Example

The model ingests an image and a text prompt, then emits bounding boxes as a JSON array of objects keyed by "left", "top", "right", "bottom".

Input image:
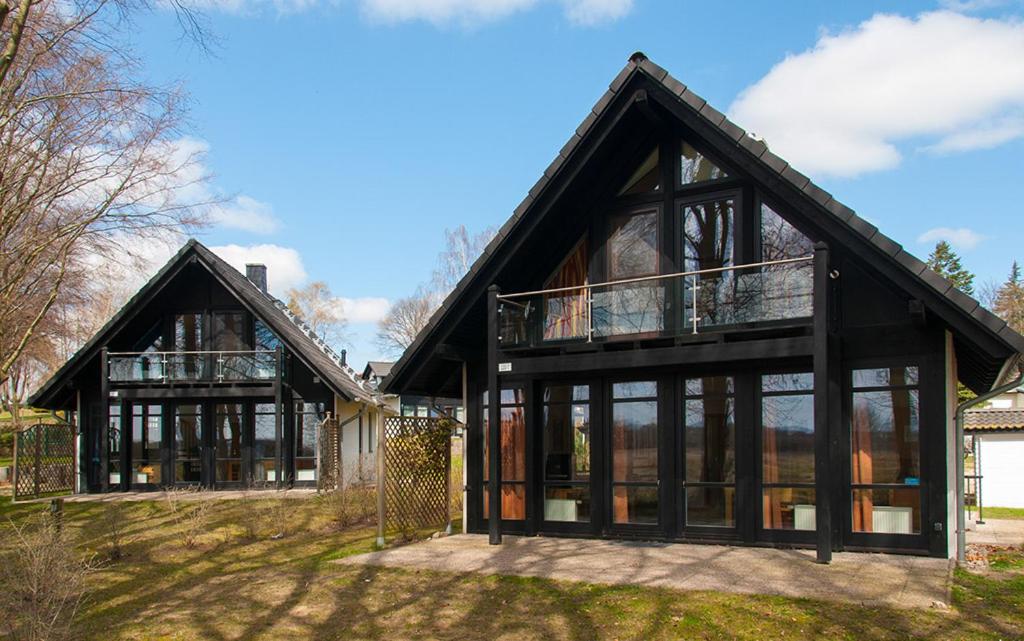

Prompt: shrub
[
  {"left": 163, "top": 487, "right": 212, "bottom": 549},
  {"left": 98, "top": 501, "right": 132, "bottom": 561},
  {"left": 0, "top": 512, "right": 97, "bottom": 641}
]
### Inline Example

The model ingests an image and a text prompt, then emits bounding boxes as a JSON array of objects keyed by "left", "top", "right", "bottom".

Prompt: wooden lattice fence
[
  {"left": 13, "top": 422, "right": 76, "bottom": 501},
  {"left": 384, "top": 416, "right": 452, "bottom": 535},
  {"left": 318, "top": 415, "right": 341, "bottom": 491}
]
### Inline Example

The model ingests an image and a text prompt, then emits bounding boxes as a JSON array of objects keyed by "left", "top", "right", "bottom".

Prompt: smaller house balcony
[
  {"left": 106, "top": 350, "right": 279, "bottom": 385},
  {"left": 497, "top": 256, "right": 813, "bottom": 349}
]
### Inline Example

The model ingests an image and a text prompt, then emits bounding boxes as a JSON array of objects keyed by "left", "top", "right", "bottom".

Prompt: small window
[
  {"left": 680, "top": 140, "right": 727, "bottom": 185},
  {"left": 617, "top": 147, "right": 660, "bottom": 196},
  {"left": 761, "top": 204, "right": 813, "bottom": 261}
]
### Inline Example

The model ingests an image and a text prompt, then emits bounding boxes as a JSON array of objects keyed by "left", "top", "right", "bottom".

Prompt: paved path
[
  {"left": 340, "top": 534, "right": 952, "bottom": 610},
  {"left": 967, "top": 518, "right": 1024, "bottom": 546}
]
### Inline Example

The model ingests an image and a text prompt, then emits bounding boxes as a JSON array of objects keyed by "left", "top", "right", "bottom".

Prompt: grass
[
  {"left": 979, "top": 506, "right": 1024, "bottom": 520},
  {"left": 1, "top": 494, "right": 1022, "bottom": 641}
]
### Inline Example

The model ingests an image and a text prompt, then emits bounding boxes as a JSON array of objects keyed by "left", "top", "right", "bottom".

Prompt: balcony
[
  {"left": 497, "top": 256, "right": 813, "bottom": 349},
  {"left": 107, "top": 350, "right": 279, "bottom": 384}
]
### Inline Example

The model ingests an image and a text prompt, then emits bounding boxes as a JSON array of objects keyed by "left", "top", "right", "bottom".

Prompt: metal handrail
[
  {"left": 107, "top": 349, "right": 277, "bottom": 356},
  {"left": 496, "top": 255, "right": 813, "bottom": 300}
]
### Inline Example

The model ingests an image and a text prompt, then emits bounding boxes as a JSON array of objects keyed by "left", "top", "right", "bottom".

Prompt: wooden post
[
  {"left": 813, "top": 242, "right": 833, "bottom": 564},
  {"left": 376, "top": 406, "right": 386, "bottom": 547},
  {"left": 274, "top": 346, "right": 283, "bottom": 489},
  {"left": 100, "top": 347, "right": 110, "bottom": 492},
  {"left": 487, "top": 285, "right": 502, "bottom": 545}
]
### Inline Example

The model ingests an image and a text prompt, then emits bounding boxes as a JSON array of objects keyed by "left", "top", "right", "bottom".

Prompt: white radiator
[
  {"left": 793, "top": 504, "right": 816, "bottom": 531},
  {"left": 872, "top": 506, "right": 913, "bottom": 534}
]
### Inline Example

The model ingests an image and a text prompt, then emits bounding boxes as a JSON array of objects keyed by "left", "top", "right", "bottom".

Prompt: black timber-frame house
[
  {"left": 383, "top": 53, "right": 1024, "bottom": 559},
  {"left": 30, "top": 240, "right": 381, "bottom": 492}
]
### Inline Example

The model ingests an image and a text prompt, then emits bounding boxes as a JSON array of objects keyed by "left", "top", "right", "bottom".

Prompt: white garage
[{"left": 966, "top": 406, "right": 1024, "bottom": 510}]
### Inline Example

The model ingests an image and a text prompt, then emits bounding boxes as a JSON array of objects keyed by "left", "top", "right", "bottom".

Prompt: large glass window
[
  {"left": 174, "top": 404, "right": 202, "bottom": 483},
  {"left": 131, "top": 404, "right": 162, "bottom": 486},
  {"left": 684, "top": 376, "right": 735, "bottom": 527},
  {"left": 213, "top": 312, "right": 250, "bottom": 380},
  {"left": 754, "top": 204, "right": 814, "bottom": 322},
  {"left": 543, "top": 238, "right": 589, "bottom": 342},
  {"left": 108, "top": 403, "right": 122, "bottom": 485},
  {"left": 543, "top": 384, "right": 591, "bottom": 523},
  {"left": 173, "top": 313, "right": 204, "bottom": 379},
  {"left": 682, "top": 199, "right": 737, "bottom": 328},
  {"left": 482, "top": 388, "right": 527, "bottom": 521},
  {"left": 253, "top": 403, "right": 278, "bottom": 483},
  {"left": 851, "top": 366, "right": 922, "bottom": 535},
  {"left": 295, "top": 401, "right": 324, "bottom": 483},
  {"left": 611, "top": 381, "right": 659, "bottom": 525},
  {"left": 680, "top": 140, "right": 727, "bottom": 185},
  {"left": 595, "top": 210, "right": 663, "bottom": 337},
  {"left": 215, "top": 403, "right": 243, "bottom": 483},
  {"left": 761, "top": 373, "right": 815, "bottom": 530}
]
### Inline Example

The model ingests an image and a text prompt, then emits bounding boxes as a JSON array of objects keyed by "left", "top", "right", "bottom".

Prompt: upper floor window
[
  {"left": 680, "top": 140, "right": 727, "bottom": 186},
  {"left": 618, "top": 147, "right": 660, "bottom": 196},
  {"left": 682, "top": 199, "right": 735, "bottom": 272},
  {"left": 761, "top": 204, "right": 813, "bottom": 261},
  {"left": 608, "top": 209, "right": 659, "bottom": 279}
]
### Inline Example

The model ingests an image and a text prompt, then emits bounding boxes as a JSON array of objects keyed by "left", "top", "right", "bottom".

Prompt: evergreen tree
[
  {"left": 994, "top": 261, "right": 1024, "bottom": 334},
  {"left": 926, "top": 241, "right": 975, "bottom": 295}
]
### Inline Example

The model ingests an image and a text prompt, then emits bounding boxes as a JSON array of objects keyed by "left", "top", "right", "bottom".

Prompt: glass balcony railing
[
  {"left": 107, "top": 350, "right": 279, "bottom": 384},
  {"left": 497, "top": 256, "right": 813, "bottom": 348}
]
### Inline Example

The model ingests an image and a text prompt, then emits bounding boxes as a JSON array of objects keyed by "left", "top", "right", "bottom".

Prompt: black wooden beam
[
  {"left": 503, "top": 336, "right": 813, "bottom": 377},
  {"left": 274, "top": 346, "right": 284, "bottom": 489},
  {"left": 813, "top": 243, "right": 833, "bottom": 563},
  {"left": 112, "top": 386, "right": 275, "bottom": 399},
  {"left": 487, "top": 285, "right": 502, "bottom": 545},
  {"left": 99, "top": 347, "right": 110, "bottom": 493},
  {"left": 434, "top": 343, "right": 474, "bottom": 362}
]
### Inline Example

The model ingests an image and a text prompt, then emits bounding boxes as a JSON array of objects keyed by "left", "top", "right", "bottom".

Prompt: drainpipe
[{"left": 956, "top": 357, "right": 1023, "bottom": 563}]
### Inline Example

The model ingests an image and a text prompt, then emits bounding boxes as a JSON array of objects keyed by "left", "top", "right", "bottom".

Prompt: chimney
[
  {"left": 340, "top": 349, "right": 347, "bottom": 366},
  {"left": 245, "top": 264, "right": 267, "bottom": 293}
]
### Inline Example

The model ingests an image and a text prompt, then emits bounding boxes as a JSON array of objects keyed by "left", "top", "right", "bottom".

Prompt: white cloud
[
  {"left": 210, "top": 244, "right": 309, "bottom": 295},
  {"left": 336, "top": 297, "right": 391, "bottom": 323},
  {"left": 917, "top": 226, "right": 985, "bottom": 250},
  {"left": 169, "top": 0, "right": 632, "bottom": 25},
  {"left": 210, "top": 195, "right": 280, "bottom": 234},
  {"left": 561, "top": 0, "right": 632, "bottom": 26},
  {"left": 728, "top": 11, "right": 1024, "bottom": 178},
  {"left": 921, "top": 115, "right": 1024, "bottom": 153}
]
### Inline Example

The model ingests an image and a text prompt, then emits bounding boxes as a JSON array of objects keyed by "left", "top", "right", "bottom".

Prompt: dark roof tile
[
  {"left": 920, "top": 267, "right": 954, "bottom": 295},
  {"left": 591, "top": 89, "right": 615, "bottom": 117},
  {"left": 698, "top": 102, "right": 726, "bottom": 126},
  {"left": 661, "top": 73, "right": 687, "bottom": 97},
  {"left": 718, "top": 117, "right": 746, "bottom": 143},
  {"left": 780, "top": 165, "right": 811, "bottom": 191},
  {"left": 869, "top": 231, "right": 902, "bottom": 257},
  {"left": 999, "top": 325, "right": 1024, "bottom": 352},
  {"left": 893, "top": 250, "right": 928, "bottom": 276},
  {"left": 801, "top": 182, "right": 833, "bottom": 208},
  {"left": 576, "top": 111, "right": 598, "bottom": 137},
  {"left": 679, "top": 88, "right": 706, "bottom": 112},
  {"left": 964, "top": 407, "right": 1024, "bottom": 431},
  {"left": 946, "top": 286, "right": 980, "bottom": 315},
  {"left": 608, "top": 64, "right": 635, "bottom": 93},
  {"left": 560, "top": 133, "right": 583, "bottom": 159},
  {"left": 845, "top": 214, "right": 878, "bottom": 239},
  {"left": 638, "top": 58, "right": 669, "bottom": 82},
  {"left": 544, "top": 153, "right": 566, "bottom": 179},
  {"left": 972, "top": 304, "right": 1009, "bottom": 335},
  {"left": 737, "top": 134, "right": 768, "bottom": 158},
  {"left": 760, "top": 148, "right": 788, "bottom": 174},
  {"left": 824, "top": 198, "right": 856, "bottom": 223}
]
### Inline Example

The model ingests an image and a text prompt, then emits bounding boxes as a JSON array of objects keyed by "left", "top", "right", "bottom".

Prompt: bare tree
[
  {"left": 375, "top": 287, "right": 436, "bottom": 357},
  {"left": 431, "top": 224, "right": 497, "bottom": 295},
  {"left": 0, "top": 1, "right": 212, "bottom": 398},
  {"left": 286, "top": 281, "right": 348, "bottom": 351},
  {"left": 375, "top": 225, "right": 495, "bottom": 358}
]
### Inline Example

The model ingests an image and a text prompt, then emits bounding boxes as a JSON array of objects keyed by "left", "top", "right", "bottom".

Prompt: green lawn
[
  {"left": 980, "top": 507, "right": 1024, "bottom": 520},
  {"left": 1, "top": 494, "right": 1022, "bottom": 641}
]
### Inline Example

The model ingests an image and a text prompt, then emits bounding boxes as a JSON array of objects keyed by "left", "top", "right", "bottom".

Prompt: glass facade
[
  {"left": 131, "top": 403, "right": 162, "bottom": 486},
  {"left": 851, "top": 366, "right": 922, "bottom": 534},
  {"left": 611, "top": 381, "right": 659, "bottom": 525},
  {"left": 543, "top": 384, "right": 591, "bottom": 523},
  {"left": 683, "top": 376, "right": 735, "bottom": 527},
  {"left": 174, "top": 404, "right": 203, "bottom": 484},
  {"left": 482, "top": 388, "right": 527, "bottom": 520},
  {"left": 761, "top": 373, "right": 814, "bottom": 530}
]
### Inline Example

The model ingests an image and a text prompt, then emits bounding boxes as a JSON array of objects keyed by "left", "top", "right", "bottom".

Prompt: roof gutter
[{"left": 955, "top": 353, "right": 1024, "bottom": 563}]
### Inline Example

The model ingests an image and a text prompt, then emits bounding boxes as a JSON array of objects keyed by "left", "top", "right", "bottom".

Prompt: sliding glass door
[{"left": 542, "top": 384, "right": 592, "bottom": 528}]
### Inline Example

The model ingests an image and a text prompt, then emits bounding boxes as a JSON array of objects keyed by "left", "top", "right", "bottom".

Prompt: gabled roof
[
  {"left": 30, "top": 239, "right": 377, "bottom": 407},
  {"left": 964, "top": 408, "right": 1024, "bottom": 432},
  {"left": 383, "top": 52, "right": 1024, "bottom": 396},
  {"left": 363, "top": 361, "right": 394, "bottom": 380}
]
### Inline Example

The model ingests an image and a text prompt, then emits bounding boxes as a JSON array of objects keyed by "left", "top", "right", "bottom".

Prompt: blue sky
[{"left": 128, "top": 0, "right": 1024, "bottom": 367}]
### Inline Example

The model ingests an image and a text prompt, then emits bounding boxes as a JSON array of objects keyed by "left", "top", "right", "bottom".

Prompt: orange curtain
[
  {"left": 762, "top": 426, "right": 781, "bottom": 529},
  {"left": 612, "top": 421, "right": 629, "bottom": 522},
  {"left": 544, "top": 239, "right": 588, "bottom": 341},
  {"left": 852, "top": 403, "right": 874, "bottom": 532},
  {"left": 500, "top": 407, "right": 526, "bottom": 520}
]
